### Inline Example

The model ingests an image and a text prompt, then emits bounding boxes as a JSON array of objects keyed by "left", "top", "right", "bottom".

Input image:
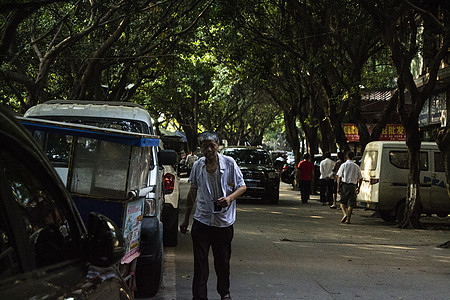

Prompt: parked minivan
[
  {"left": 24, "top": 100, "right": 176, "bottom": 297},
  {"left": 357, "top": 141, "right": 449, "bottom": 222}
]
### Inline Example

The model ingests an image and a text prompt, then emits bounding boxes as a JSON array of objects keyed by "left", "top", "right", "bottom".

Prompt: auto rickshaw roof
[{"left": 18, "top": 117, "right": 160, "bottom": 147}]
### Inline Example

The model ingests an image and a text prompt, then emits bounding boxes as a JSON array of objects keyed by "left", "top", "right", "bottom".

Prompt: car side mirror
[
  {"left": 88, "top": 212, "right": 125, "bottom": 267},
  {"left": 159, "top": 149, "right": 178, "bottom": 166}
]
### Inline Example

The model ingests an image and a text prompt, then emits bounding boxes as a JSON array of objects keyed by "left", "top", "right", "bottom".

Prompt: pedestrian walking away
[
  {"left": 297, "top": 153, "right": 314, "bottom": 203},
  {"left": 319, "top": 152, "right": 335, "bottom": 206},
  {"left": 336, "top": 151, "right": 362, "bottom": 224},
  {"left": 180, "top": 131, "right": 246, "bottom": 300},
  {"left": 331, "top": 152, "right": 345, "bottom": 209}
]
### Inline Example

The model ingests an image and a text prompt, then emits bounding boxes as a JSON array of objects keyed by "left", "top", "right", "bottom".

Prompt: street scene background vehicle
[
  {"left": 358, "top": 141, "right": 449, "bottom": 223},
  {"left": 23, "top": 100, "right": 177, "bottom": 297},
  {"left": 221, "top": 146, "right": 280, "bottom": 204},
  {"left": 160, "top": 131, "right": 185, "bottom": 247},
  {"left": 0, "top": 106, "right": 132, "bottom": 300}
]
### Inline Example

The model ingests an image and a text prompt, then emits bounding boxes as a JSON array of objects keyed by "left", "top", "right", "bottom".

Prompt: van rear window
[
  {"left": 389, "top": 151, "right": 428, "bottom": 171},
  {"left": 434, "top": 152, "right": 445, "bottom": 172},
  {"left": 360, "top": 150, "right": 378, "bottom": 171}
]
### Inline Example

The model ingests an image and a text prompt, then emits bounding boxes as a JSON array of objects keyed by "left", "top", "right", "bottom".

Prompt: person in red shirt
[{"left": 297, "top": 153, "right": 314, "bottom": 203}]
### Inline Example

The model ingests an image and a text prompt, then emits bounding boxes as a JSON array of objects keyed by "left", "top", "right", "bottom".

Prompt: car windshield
[{"left": 223, "top": 149, "right": 271, "bottom": 165}]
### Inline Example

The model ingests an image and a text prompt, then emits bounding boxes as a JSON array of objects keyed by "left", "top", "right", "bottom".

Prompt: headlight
[
  {"left": 143, "top": 198, "right": 156, "bottom": 216},
  {"left": 267, "top": 172, "right": 277, "bottom": 179}
]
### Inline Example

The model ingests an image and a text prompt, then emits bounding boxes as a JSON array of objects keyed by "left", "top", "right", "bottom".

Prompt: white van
[
  {"left": 357, "top": 141, "right": 449, "bottom": 222},
  {"left": 24, "top": 100, "right": 176, "bottom": 297}
]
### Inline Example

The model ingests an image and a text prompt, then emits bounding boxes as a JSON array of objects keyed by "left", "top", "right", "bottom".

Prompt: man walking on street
[
  {"left": 336, "top": 151, "right": 362, "bottom": 224},
  {"left": 180, "top": 131, "right": 246, "bottom": 300},
  {"left": 331, "top": 151, "right": 346, "bottom": 209},
  {"left": 319, "top": 152, "right": 335, "bottom": 206},
  {"left": 297, "top": 153, "right": 314, "bottom": 203},
  {"left": 186, "top": 150, "right": 199, "bottom": 176}
]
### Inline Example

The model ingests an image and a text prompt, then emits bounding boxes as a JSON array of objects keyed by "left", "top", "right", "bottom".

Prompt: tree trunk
[
  {"left": 283, "top": 109, "right": 301, "bottom": 190},
  {"left": 356, "top": 119, "right": 371, "bottom": 154},
  {"left": 76, "top": 16, "right": 131, "bottom": 100},
  {"left": 399, "top": 120, "right": 422, "bottom": 228},
  {"left": 301, "top": 123, "right": 319, "bottom": 155},
  {"left": 436, "top": 126, "right": 450, "bottom": 197},
  {"left": 319, "top": 117, "right": 334, "bottom": 153},
  {"left": 181, "top": 122, "right": 198, "bottom": 153},
  {"left": 436, "top": 125, "right": 450, "bottom": 247}
]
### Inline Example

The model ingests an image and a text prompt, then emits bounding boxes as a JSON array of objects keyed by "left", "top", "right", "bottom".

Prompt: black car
[
  {"left": 221, "top": 147, "right": 280, "bottom": 204},
  {"left": 0, "top": 106, "right": 132, "bottom": 299}
]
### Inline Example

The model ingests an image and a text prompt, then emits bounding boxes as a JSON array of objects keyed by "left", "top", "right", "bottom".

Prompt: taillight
[
  {"left": 164, "top": 173, "right": 175, "bottom": 194},
  {"left": 370, "top": 178, "right": 379, "bottom": 185},
  {"left": 283, "top": 165, "right": 288, "bottom": 170}
]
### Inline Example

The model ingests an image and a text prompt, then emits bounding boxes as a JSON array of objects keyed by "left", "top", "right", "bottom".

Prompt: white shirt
[
  {"left": 275, "top": 156, "right": 285, "bottom": 163},
  {"left": 186, "top": 154, "right": 198, "bottom": 168},
  {"left": 189, "top": 153, "right": 245, "bottom": 227},
  {"left": 207, "top": 167, "right": 222, "bottom": 201},
  {"left": 319, "top": 158, "right": 335, "bottom": 179},
  {"left": 337, "top": 159, "right": 362, "bottom": 184}
]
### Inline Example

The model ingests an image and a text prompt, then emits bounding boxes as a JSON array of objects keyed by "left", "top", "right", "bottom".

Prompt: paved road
[{"left": 145, "top": 178, "right": 450, "bottom": 300}]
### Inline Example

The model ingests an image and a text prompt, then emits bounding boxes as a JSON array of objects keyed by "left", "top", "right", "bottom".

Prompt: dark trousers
[
  {"left": 320, "top": 178, "right": 334, "bottom": 204},
  {"left": 299, "top": 180, "right": 312, "bottom": 203},
  {"left": 191, "top": 219, "right": 234, "bottom": 300}
]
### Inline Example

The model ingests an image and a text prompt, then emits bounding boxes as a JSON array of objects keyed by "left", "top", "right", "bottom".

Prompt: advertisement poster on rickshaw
[{"left": 121, "top": 198, "right": 144, "bottom": 264}]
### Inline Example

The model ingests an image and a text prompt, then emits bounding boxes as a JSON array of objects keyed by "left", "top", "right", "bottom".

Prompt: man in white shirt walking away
[
  {"left": 336, "top": 151, "right": 362, "bottom": 224},
  {"left": 319, "top": 152, "right": 335, "bottom": 206}
]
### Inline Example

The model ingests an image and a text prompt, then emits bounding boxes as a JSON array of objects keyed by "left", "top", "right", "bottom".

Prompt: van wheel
[
  {"left": 395, "top": 201, "right": 406, "bottom": 223},
  {"left": 135, "top": 246, "right": 163, "bottom": 297},
  {"left": 377, "top": 210, "right": 396, "bottom": 222},
  {"left": 162, "top": 204, "right": 179, "bottom": 247}
]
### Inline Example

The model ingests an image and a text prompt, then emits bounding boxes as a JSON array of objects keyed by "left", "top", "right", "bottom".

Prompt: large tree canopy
[{"left": 1, "top": 1, "right": 449, "bottom": 205}]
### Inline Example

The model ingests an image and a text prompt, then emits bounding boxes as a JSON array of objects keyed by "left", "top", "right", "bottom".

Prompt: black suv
[
  {"left": 221, "top": 147, "right": 280, "bottom": 204},
  {"left": 0, "top": 106, "right": 132, "bottom": 299}
]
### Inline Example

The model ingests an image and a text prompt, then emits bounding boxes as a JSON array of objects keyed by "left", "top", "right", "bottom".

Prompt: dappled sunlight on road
[
  {"left": 309, "top": 215, "right": 324, "bottom": 219},
  {"left": 279, "top": 191, "right": 293, "bottom": 198},
  {"left": 433, "top": 255, "right": 450, "bottom": 263},
  {"left": 236, "top": 207, "right": 256, "bottom": 212},
  {"left": 333, "top": 243, "right": 450, "bottom": 265},
  {"left": 354, "top": 244, "right": 417, "bottom": 251}
]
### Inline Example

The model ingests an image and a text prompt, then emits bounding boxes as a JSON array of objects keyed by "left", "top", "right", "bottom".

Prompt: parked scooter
[{"left": 281, "top": 161, "right": 295, "bottom": 187}]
